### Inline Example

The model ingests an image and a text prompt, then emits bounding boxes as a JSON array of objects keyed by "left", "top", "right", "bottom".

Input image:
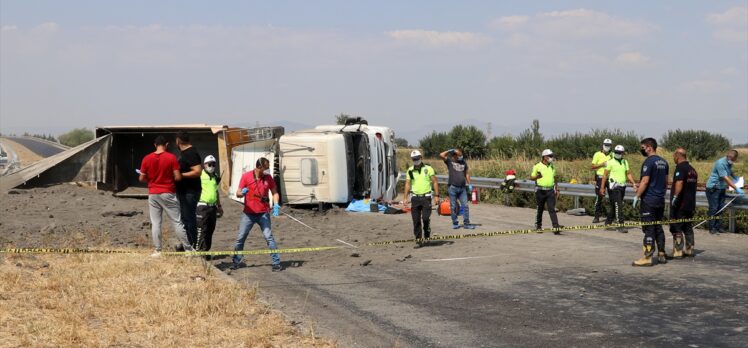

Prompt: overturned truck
[{"left": 0, "top": 121, "right": 398, "bottom": 205}]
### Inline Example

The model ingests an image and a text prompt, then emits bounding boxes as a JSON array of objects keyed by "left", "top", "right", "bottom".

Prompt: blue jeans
[
  {"left": 448, "top": 185, "right": 470, "bottom": 225},
  {"left": 233, "top": 212, "right": 280, "bottom": 266},
  {"left": 706, "top": 188, "right": 726, "bottom": 231}
]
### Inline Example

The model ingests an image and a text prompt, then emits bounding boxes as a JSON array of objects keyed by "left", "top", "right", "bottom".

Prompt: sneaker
[
  {"left": 230, "top": 261, "right": 243, "bottom": 270},
  {"left": 617, "top": 227, "right": 629, "bottom": 233},
  {"left": 592, "top": 217, "right": 601, "bottom": 223},
  {"left": 709, "top": 230, "right": 720, "bottom": 235},
  {"left": 272, "top": 264, "right": 283, "bottom": 272},
  {"left": 175, "top": 245, "right": 185, "bottom": 252},
  {"left": 452, "top": 224, "right": 460, "bottom": 229},
  {"left": 150, "top": 251, "right": 161, "bottom": 258},
  {"left": 463, "top": 224, "right": 475, "bottom": 230}
]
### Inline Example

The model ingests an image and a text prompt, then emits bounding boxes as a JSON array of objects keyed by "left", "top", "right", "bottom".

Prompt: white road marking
[
  {"left": 423, "top": 255, "right": 503, "bottom": 262},
  {"left": 336, "top": 239, "right": 358, "bottom": 248}
]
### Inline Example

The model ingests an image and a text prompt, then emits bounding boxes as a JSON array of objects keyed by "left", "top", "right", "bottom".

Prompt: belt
[
  {"left": 536, "top": 186, "right": 555, "bottom": 191},
  {"left": 411, "top": 193, "right": 433, "bottom": 197},
  {"left": 197, "top": 202, "right": 217, "bottom": 207}
]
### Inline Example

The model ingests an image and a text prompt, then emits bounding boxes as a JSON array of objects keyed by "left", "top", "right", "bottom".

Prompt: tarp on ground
[{"left": 345, "top": 199, "right": 386, "bottom": 213}]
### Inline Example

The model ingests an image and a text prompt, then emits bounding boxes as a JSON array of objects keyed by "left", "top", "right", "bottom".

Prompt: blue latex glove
[
  {"left": 241, "top": 187, "right": 249, "bottom": 195},
  {"left": 272, "top": 204, "right": 280, "bottom": 217},
  {"left": 632, "top": 196, "right": 639, "bottom": 208},
  {"left": 468, "top": 184, "right": 473, "bottom": 192},
  {"left": 736, "top": 187, "right": 745, "bottom": 195}
]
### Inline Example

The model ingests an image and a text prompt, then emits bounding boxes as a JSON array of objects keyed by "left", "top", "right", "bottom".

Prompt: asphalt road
[
  {"left": 213, "top": 203, "right": 748, "bottom": 348},
  {"left": 5, "top": 137, "right": 66, "bottom": 157}
]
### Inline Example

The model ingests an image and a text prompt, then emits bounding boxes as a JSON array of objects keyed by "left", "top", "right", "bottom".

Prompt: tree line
[{"left": 418, "top": 120, "right": 732, "bottom": 161}]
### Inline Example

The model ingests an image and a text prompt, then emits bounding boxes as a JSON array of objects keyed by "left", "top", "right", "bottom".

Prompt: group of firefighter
[{"left": 404, "top": 139, "right": 743, "bottom": 266}]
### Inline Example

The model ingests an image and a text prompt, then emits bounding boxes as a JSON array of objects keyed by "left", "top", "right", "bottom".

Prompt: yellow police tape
[
  {"left": 365, "top": 214, "right": 746, "bottom": 246},
  {"left": 0, "top": 214, "right": 745, "bottom": 256}
]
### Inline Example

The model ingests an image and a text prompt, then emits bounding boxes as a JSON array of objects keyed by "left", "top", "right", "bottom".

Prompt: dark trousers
[
  {"left": 535, "top": 189, "right": 559, "bottom": 229},
  {"left": 605, "top": 186, "right": 626, "bottom": 225},
  {"left": 594, "top": 176, "right": 606, "bottom": 218},
  {"left": 706, "top": 188, "right": 726, "bottom": 231},
  {"left": 411, "top": 196, "right": 432, "bottom": 239},
  {"left": 196, "top": 204, "right": 217, "bottom": 251},
  {"left": 670, "top": 208, "right": 695, "bottom": 248},
  {"left": 178, "top": 190, "right": 201, "bottom": 248},
  {"left": 641, "top": 201, "right": 665, "bottom": 255}
]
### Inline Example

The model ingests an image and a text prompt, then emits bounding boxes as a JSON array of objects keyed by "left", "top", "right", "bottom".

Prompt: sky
[{"left": 1, "top": 0, "right": 747, "bottom": 144}]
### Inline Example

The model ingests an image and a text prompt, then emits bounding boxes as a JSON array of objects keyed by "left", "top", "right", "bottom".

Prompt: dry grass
[{"left": 0, "top": 253, "right": 335, "bottom": 347}]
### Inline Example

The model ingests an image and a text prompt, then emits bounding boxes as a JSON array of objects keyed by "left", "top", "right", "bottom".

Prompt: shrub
[
  {"left": 661, "top": 129, "right": 731, "bottom": 160},
  {"left": 514, "top": 119, "right": 544, "bottom": 157},
  {"left": 545, "top": 129, "right": 641, "bottom": 160},
  {"left": 419, "top": 131, "right": 450, "bottom": 157},
  {"left": 448, "top": 125, "right": 487, "bottom": 158},
  {"left": 487, "top": 135, "right": 516, "bottom": 158},
  {"left": 58, "top": 128, "right": 94, "bottom": 147}
]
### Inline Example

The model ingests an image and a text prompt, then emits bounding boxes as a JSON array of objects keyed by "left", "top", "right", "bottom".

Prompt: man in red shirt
[
  {"left": 139, "top": 135, "right": 195, "bottom": 256},
  {"left": 231, "top": 157, "right": 282, "bottom": 271}
]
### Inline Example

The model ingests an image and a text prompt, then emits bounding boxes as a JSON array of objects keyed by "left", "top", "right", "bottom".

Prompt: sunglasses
[{"left": 205, "top": 163, "right": 216, "bottom": 167}]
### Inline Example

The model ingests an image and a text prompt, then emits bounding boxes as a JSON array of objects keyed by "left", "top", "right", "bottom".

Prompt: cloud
[
  {"left": 489, "top": 16, "right": 529, "bottom": 30},
  {"left": 680, "top": 79, "right": 730, "bottom": 93},
  {"left": 31, "top": 22, "right": 59, "bottom": 34},
  {"left": 386, "top": 29, "right": 490, "bottom": 47},
  {"left": 492, "top": 9, "right": 655, "bottom": 40},
  {"left": 1, "top": 25, "right": 18, "bottom": 32},
  {"left": 615, "top": 51, "right": 650, "bottom": 65},
  {"left": 707, "top": 5, "right": 748, "bottom": 25},
  {"left": 706, "top": 6, "right": 748, "bottom": 43}
]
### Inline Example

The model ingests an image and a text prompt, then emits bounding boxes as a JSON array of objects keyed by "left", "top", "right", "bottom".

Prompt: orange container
[{"left": 438, "top": 199, "right": 451, "bottom": 216}]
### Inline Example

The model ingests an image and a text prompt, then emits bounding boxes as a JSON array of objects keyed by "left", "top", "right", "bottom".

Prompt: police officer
[
  {"left": 599, "top": 145, "right": 637, "bottom": 232},
  {"left": 531, "top": 149, "right": 562, "bottom": 234},
  {"left": 669, "top": 148, "right": 697, "bottom": 258},
  {"left": 196, "top": 155, "right": 223, "bottom": 258},
  {"left": 591, "top": 139, "right": 613, "bottom": 223},
  {"left": 632, "top": 138, "right": 669, "bottom": 266},
  {"left": 404, "top": 150, "right": 439, "bottom": 248}
]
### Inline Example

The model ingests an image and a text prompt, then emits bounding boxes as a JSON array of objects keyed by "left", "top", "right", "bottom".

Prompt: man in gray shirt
[{"left": 439, "top": 148, "right": 474, "bottom": 229}]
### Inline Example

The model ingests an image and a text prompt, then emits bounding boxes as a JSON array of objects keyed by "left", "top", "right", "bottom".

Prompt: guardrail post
[
  {"left": 574, "top": 196, "right": 580, "bottom": 209},
  {"left": 729, "top": 207, "right": 735, "bottom": 233}
]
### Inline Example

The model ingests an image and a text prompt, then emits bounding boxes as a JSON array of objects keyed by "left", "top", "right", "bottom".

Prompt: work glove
[
  {"left": 241, "top": 187, "right": 249, "bottom": 195},
  {"left": 468, "top": 184, "right": 473, "bottom": 192},
  {"left": 272, "top": 204, "right": 280, "bottom": 217},
  {"left": 736, "top": 187, "right": 745, "bottom": 196},
  {"left": 632, "top": 196, "right": 639, "bottom": 208}
]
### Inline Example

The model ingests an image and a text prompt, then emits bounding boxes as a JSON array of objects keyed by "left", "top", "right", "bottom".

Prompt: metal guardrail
[{"left": 398, "top": 173, "right": 747, "bottom": 232}]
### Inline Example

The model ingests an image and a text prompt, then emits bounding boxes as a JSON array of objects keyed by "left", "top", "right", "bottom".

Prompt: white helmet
[
  {"left": 541, "top": 149, "right": 553, "bottom": 157},
  {"left": 410, "top": 150, "right": 422, "bottom": 158},
  {"left": 614, "top": 145, "right": 625, "bottom": 152},
  {"left": 203, "top": 155, "right": 217, "bottom": 164},
  {"left": 603, "top": 139, "right": 613, "bottom": 145}
]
